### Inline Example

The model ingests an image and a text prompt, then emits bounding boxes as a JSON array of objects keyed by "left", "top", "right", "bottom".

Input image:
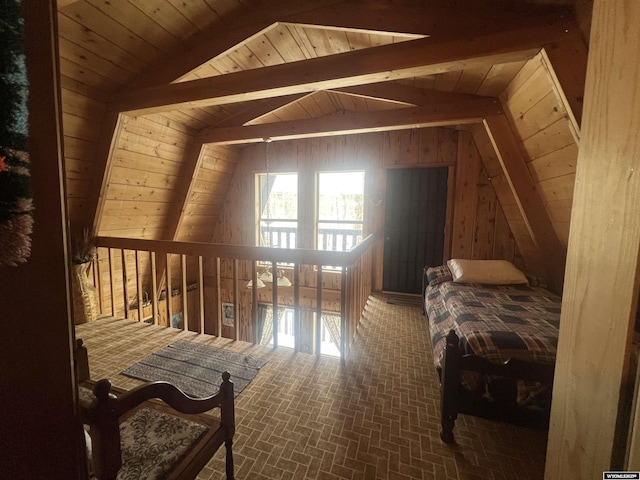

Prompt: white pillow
[{"left": 446, "top": 259, "right": 529, "bottom": 285}]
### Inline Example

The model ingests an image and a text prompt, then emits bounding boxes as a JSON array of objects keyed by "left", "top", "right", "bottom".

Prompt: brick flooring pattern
[{"left": 77, "top": 294, "right": 548, "bottom": 480}]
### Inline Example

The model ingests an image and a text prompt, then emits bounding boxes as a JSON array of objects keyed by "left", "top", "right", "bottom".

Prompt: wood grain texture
[{"left": 545, "top": 0, "right": 640, "bottom": 476}]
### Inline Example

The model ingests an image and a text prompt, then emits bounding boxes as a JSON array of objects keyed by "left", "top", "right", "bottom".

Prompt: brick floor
[{"left": 76, "top": 294, "right": 548, "bottom": 480}]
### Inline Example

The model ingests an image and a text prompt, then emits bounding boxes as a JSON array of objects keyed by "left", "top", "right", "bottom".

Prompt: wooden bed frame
[
  {"left": 75, "top": 339, "right": 235, "bottom": 479},
  {"left": 439, "top": 330, "right": 555, "bottom": 443}
]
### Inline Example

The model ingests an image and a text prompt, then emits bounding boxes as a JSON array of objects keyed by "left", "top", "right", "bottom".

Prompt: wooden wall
[
  {"left": 200, "top": 128, "right": 524, "bottom": 341},
  {"left": 470, "top": 53, "right": 578, "bottom": 280},
  {"left": 451, "top": 131, "right": 522, "bottom": 267}
]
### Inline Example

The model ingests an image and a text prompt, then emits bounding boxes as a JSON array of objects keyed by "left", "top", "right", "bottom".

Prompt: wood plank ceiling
[{"left": 57, "top": 0, "right": 585, "bottom": 280}]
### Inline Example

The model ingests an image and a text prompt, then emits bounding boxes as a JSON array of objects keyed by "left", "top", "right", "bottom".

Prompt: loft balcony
[{"left": 77, "top": 234, "right": 376, "bottom": 364}]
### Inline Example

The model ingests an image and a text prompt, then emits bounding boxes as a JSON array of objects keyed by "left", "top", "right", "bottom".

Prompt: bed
[{"left": 423, "top": 259, "right": 561, "bottom": 443}]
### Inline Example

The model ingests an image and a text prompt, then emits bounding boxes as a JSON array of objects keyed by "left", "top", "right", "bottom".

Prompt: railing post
[
  {"left": 293, "top": 264, "right": 300, "bottom": 353},
  {"left": 135, "top": 250, "right": 143, "bottom": 322},
  {"left": 233, "top": 259, "right": 239, "bottom": 341},
  {"left": 316, "top": 264, "right": 322, "bottom": 359},
  {"left": 108, "top": 248, "right": 116, "bottom": 316},
  {"left": 150, "top": 251, "right": 158, "bottom": 325},
  {"left": 198, "top": 256, "right": 205, "bottom": 334},
  {"left": 121, "top": 249, "right": 129, "bottom": 319},
  {"left": 166, "top": 253, "right": 172, "bottom": 328},
  {"left": 272, "top": 260, "right": 278, "bottom": 349},
  {"left": 251, "top": 260, "right": 258, "bottom": 344},
  {"left": 181, "top": 254, "right": 188, "bottom": 331},
  {"left": 340, "top": 267, "right": 347, "bottom": 366},
  {"left": 216, "top": 257, "right": 222, "bottom": 337}
]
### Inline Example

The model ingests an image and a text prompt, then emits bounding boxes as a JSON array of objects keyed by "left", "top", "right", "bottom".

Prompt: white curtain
[{"left": 322, "top": 313, "right": 341, "bottom": 353}]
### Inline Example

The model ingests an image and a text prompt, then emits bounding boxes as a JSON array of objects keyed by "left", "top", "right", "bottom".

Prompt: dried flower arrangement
[{"left": 72, "top": 227, "right": 95, "bottom": 265}]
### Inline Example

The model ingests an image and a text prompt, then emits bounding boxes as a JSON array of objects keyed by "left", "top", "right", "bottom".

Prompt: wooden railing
[{"left": 88, "top": 235, "right": 376, "bottom": 363}]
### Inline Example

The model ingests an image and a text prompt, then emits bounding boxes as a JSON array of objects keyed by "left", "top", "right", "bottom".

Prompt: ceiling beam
[
  {"left": 540, "top": 31, "right": 588, "bottom": 140},
  {"left": 124, "top": 1, "right": 572, "bottom": 90},
  {"left": 90, "top": 112, "right": 125, "bottom": 236},
  {"left": 280, "top": 3, "right": 573, "bottom": 38},
  {"left": 113, "top": 20, "right": 573, "bottom": 115},
  {"left": 483, "top": 114, "right": 566, "bottom": 292},
  {"left": 127, "top": 0, "right": 345, "bottom": 89},
  {"left": 211, "top": 94, "right": 309, "bottom": 128},
  {"left": 198, "top": 97, "right": 502, "bottom": 145},
  {"left": 332, "top": 84, "right": 494, "bottom": 106}
]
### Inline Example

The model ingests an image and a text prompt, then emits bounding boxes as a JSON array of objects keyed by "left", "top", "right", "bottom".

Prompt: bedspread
[{"left": 425, "top": 266, "right": 561, "bottom": 372}]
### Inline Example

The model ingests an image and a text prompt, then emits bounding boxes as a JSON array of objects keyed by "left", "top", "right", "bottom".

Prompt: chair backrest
[{"left": 76, "top": 340, "right": 235, "bottom": 480}]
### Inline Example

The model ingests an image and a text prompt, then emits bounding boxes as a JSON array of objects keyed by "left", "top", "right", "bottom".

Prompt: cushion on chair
[{"left": 117, "top": 408, "right": 207, "bottom": 480}]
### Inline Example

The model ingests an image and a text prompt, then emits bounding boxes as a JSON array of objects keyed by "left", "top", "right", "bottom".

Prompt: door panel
[{"left": 383, "top": 167, "right": 448, "bottom": 294}]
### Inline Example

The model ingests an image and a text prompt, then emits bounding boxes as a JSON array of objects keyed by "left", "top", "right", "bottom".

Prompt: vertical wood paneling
[
  {"left": 451, "top": 132, "right": 480, "bottom": 259},
  {"left": 500, "top": 54, "right": 579, "bottom": 252}
]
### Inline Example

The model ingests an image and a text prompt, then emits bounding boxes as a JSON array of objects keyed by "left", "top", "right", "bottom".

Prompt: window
[
  {"left": 317, "top": 171, "right": 365, "bottom": 251},
  {"left": 258, "top": 173, "right": 298, "bottom": 248}
]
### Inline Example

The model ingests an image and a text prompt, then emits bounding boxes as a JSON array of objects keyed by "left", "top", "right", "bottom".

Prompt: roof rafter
[
  {"left": 197, "top": 97, "right": 502, "bottom": 145},
  {"left": 483, "top": 115, "right": 566, "bottom": 292},
  {"left": 332, "top": 83, "right": 494, "bottom": 106},
  {"left": 124, "top": 1, "right": 571, "bottom": 90},
  {"left": 113, "top": 19, "right": 574, "bottom": 115}
]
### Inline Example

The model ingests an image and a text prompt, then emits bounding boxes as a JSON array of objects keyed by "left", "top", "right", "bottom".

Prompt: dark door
[{"left": 383, "top": 167, "right": 448, "bottom": 294}]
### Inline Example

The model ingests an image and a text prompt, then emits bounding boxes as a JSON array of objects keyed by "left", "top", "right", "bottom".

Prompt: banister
[
  {"left": 95, "top": 234, "right": 376, "bottom": 267},
  {"left": 91, "top": 233, "right": 377, "bottom": 361}
]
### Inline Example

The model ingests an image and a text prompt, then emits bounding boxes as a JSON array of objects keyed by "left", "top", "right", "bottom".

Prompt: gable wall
[
  {"left": 213, "top": 128, "right": 519, "bottom": 295},
  {"left": 471, "top": 54, "right": 579, "bottom": 281}
]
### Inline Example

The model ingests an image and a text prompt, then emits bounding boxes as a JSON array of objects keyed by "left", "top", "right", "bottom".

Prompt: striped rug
[{"left": 122, "top": 339, "right": 268, "bottom": 398}]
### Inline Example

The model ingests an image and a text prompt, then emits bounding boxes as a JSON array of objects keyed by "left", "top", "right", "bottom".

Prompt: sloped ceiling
[{"left": 57, "top": 0, "right": 586, "bottom": 270}]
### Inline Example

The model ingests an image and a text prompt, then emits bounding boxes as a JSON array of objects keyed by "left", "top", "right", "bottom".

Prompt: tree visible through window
[
  {"left": 258, "top": 173, "right": 298, "bottom": 248},
  {"left": 317, "top": 171, "right": 364, "bottom": 252}
]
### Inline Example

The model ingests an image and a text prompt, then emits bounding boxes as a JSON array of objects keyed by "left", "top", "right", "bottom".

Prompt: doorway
[{"left": 383, "top": 167, "right": 448, "bottom": 294}]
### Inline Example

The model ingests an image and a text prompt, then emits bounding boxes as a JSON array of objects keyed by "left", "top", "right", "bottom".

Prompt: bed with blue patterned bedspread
[{"left": 424, "top": 264, "right": 561, "bottom": 442}]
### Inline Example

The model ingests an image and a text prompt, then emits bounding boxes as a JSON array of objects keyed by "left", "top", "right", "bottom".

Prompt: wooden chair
[{"left": 75, "top": 340, "right": 235, "bottom": 480}]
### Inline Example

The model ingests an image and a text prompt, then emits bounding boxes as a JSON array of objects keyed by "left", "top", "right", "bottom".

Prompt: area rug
[
  {"left": 385, "top": 293, "right": 424, "bottom": 308},
  {"left": 122, "top": 339, "right": 268, "bottom": 398}
]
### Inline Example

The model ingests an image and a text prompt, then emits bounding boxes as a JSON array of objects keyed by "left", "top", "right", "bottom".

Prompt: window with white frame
[
  {"left": 317, "top": 171, "right": 365, "bottom": 252},
  {"left": 257, "top": 172, "right": 298, "bottom": 248}
]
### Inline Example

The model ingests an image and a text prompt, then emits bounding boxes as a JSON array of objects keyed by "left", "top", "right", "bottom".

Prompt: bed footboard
[{"left": 439, "top": 329, "right": 555, "bottom": 444}]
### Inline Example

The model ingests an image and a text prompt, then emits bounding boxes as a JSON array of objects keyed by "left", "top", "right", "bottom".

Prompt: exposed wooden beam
[
  {"left": 333, "top": 83, "right": 495, "bottom": 106},
  {"left": 483, "top": 115, "right": 566, "bottom": 292},
  {"left": 125, "top": 1, "right": 572, "bottom": 90},
  {"left": 198, "top": 97, "right": 502, "bottom": 145},
  {"left": 540, "top": 30, "right": 588, "bottom": 140},
  {"left": 152, "top": 141, "right": 205, "bottom": 298},
  {"left": 113, "top": 21, "right": 574, "bottom": 115},
  {"left": 281, "top": 3, "right": 573, "bottom": 38},
  {"left": 90, "top": 112, "right": 125, "bottom": 235},
  {"left": 166, "top": 141, "right": 206, "bottom": 240},
  {"left": 211, "top": 94, "right": 309, "bottom": 128},
  {"left": 127, "top": 0, "right": 344, "bottom": 88},
  {"left": 546, "top": 0, "right": 640, "bottom": 474}
]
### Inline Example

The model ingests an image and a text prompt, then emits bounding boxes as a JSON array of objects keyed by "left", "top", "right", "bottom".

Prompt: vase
[{"left": 72, "top": 262, "right": 100, "bottom": 324}]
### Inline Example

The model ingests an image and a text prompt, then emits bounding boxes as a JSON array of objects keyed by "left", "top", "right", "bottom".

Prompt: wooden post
[
  {"left": 121, "top": 249, "right": 129, "bottom": 319},
  {"left": 316, "top": 265, "right": 323, "bottom": 358},
  {"left": 136, "top": 251, "right": 143, "bottom": 321},
  {"left": 198, "top": 256, "right": 205, "bottom": 334},
  {"left": 166, "top": 254, "right": 173, "bottom": 327},
  {"left": 294, "top": 264, "right": 300, "bottom": 353},
  {"left": 109, "top": 248, "right": 116, "bottom": 315},
  {"left": 181, "top": 254, "right": 188, "bottom": 331},
  {"left": 545, "top": 0, "right": 640, "bottom": 476},
  {"left": 340, "top": 267, "right": 347, "bottom": 366},
  {"left": 150, "top": 251, "right": 159, "bottom": 325},
  {"left": 272, "top": 261, "right": 278, "bottom": 348}
]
